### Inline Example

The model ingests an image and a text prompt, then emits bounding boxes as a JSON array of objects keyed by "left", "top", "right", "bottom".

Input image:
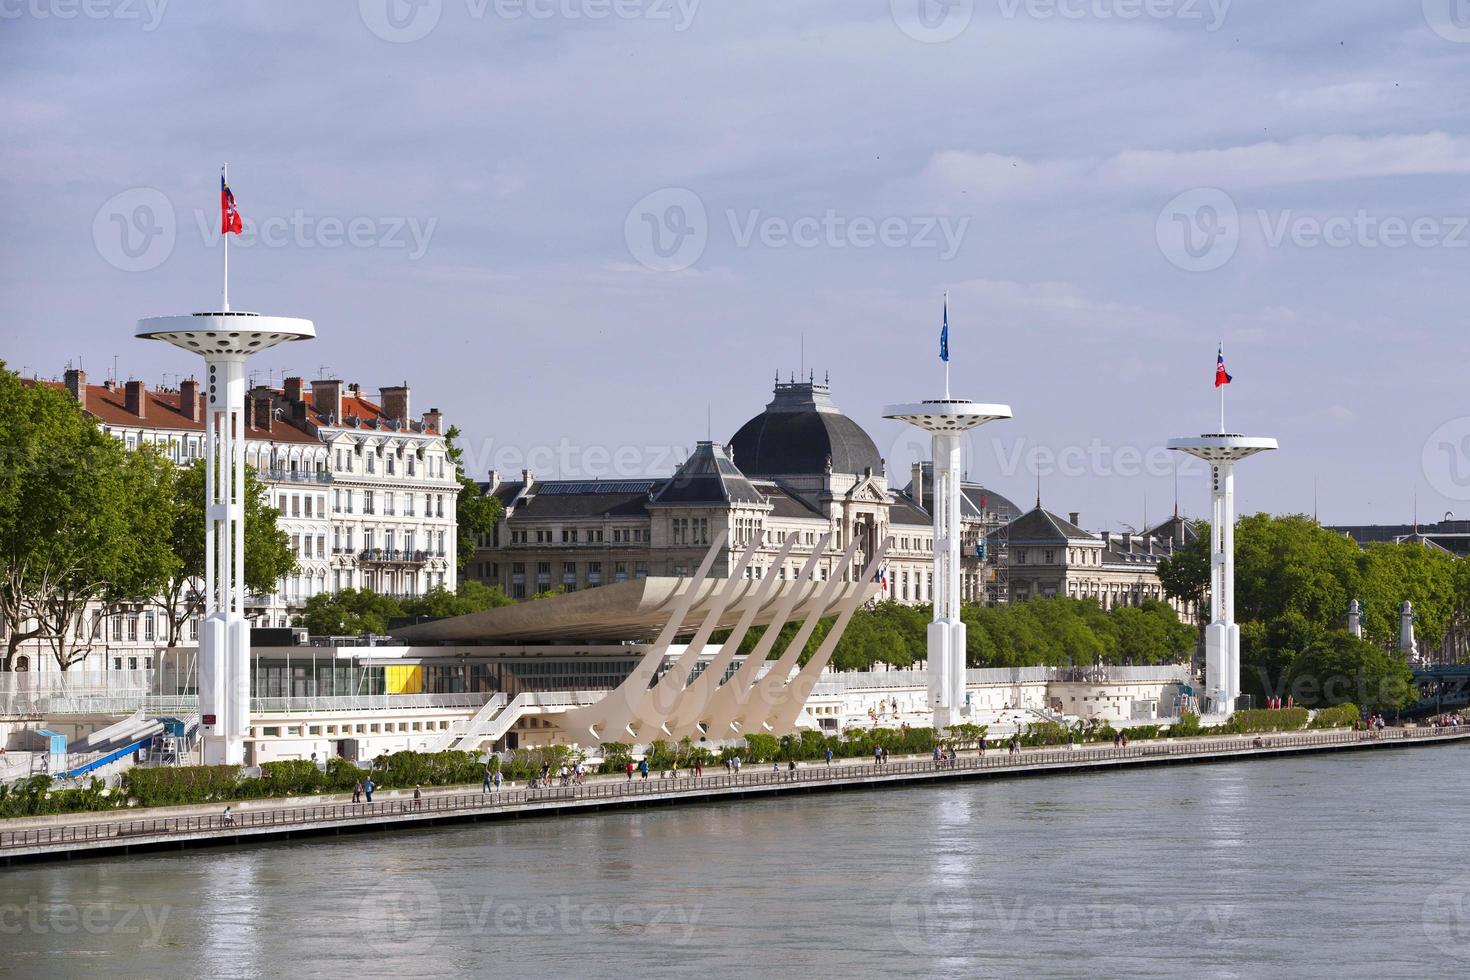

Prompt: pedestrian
[
  {"left": 364, "top": 777, "right": 375, "bottom": 802},
  {"left": 413, "top": 785, "right": 422, "bottom": 810},
  {"left": 638, "top": 758, "right": 649, "bottom": 780},
  {"left": 874, "top": 745, "right": 882, "bottom": 766},
  {"left": 694, "top": 759, "right": 703, "bottom": 778},
  {"left": 493, "top": 769, "right": 503, "bottom": 792},
  {"left": 882, "top": 746, "right": 889, "bottom": 765},
  {"left": 353, "top": 779, "right": 363, "bottom": 803},
  {"left": 825, "top": 747, "right": 833, "bottom": 766},
  {"left": 626, "top": 761, "right": 634, "bottom": 781},
  {"left": 222, "top": 806, "right": 235, "bottom": 827},
  {"left": 788, "top": 759, "right": 797, "bottom": 778}
]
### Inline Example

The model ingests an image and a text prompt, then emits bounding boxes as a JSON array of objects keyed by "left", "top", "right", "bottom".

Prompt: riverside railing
[{"left": 4, "top": 727, "right": 1462, "bottom": 852}]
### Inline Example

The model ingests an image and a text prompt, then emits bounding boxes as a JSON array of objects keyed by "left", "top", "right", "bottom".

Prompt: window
[
  {"left": 364, "top": 491, "right": 375, "bottom": 514},
  {"left": 143, "top": 612, "right": 154, "bottom": 641},
  {"left": 1044, "top": 549, "right": 1055, "bottom": 565},
  {"left": 587, "top": 561, "right": 602, "bottom": 586}
]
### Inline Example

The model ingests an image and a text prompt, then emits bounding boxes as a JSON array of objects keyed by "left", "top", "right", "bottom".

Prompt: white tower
[
  {"left": 1167, "top": 433, "right": 1277, "bottom": 715},
  {"left": 137, "top": 313, "right": 314, "bottom": 763},
  {"left": 885, "top": 399, "right": 1011, "bottom": 730}
]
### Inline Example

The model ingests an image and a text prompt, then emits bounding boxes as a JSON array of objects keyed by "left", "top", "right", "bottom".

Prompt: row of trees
[
  {"left": 297, "top": 581, "right": 514, "bottom": 636},
  {"left": 0, "top": 366, "right": 296, "bottom": 670},
  {"left": 719, "top": 596, "right": 1197, "bottom": 673},
  {"left": 1158, "top": 513, "right": 1470, "bottom": 710}
]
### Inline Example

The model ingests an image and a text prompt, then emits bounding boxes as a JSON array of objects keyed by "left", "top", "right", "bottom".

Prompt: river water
[{"left": 3, "top": 744, "right": 1467, "bottom": 979}]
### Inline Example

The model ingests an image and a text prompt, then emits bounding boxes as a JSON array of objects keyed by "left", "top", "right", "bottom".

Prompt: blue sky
[{"left": 4, "top": 1, "right": 1469, "bottom": 527}]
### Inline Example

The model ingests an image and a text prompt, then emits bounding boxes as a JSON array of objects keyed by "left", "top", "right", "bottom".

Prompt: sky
[{"left": 3, "top": 1, "right": 1469, "bottom": 529}]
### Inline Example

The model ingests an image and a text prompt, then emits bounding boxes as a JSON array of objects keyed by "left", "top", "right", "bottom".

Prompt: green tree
[
  {"left": 1284, "top": 630, "right": 1416, "bottom": 713},
  {"left": 298, "top": 588, "right": 404, "bottom": 636},
  {"left": 1157, "top": 519, "right": 1210, "bottom": 635},
  {"left": 400, "top": 580, "right": 515, "bottom": 619},
  {"left": 0, "top": 367, "right": 177, "bottom": 670},
  {"left": 443, "top": 425, "right": 502, "bottom": 574},
  {"left": 155, "top": 460, "right": 296, "bottom": 647}
]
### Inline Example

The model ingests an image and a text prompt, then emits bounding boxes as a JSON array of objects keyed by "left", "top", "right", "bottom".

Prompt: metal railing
[
  {"left": 357, "top": 549, "right": 429, "bottom": 565},
  {"left": 249, "top": 692, "right": 491, "bottom": 714},
  {"left": 4, "top": 727, "right": 1462, "bottom": 853},
  {"left": 261, "top": 469, "right": 333, "bottom": 484}
]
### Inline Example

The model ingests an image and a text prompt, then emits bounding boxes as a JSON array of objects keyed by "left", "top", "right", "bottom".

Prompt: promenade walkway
[{"left": 3, "top": 726, "right": 1465, "bottom": 864}]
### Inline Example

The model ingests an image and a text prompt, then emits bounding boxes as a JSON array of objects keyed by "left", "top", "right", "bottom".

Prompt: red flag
[
  {"left": 1214, "top": 347, "right": 1232, "bottom": 388},
  {"left": 221, "top": 174, "right": 242, "bottom": 235}
]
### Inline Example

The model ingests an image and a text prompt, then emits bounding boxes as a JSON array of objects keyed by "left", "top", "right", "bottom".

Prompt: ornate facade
[{"left": 470, "top": 379, "right": 1019, "bottom": 606}]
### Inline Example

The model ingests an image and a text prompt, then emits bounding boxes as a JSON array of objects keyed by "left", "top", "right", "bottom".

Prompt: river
[{"left": 3, "top": 744, "right": 1466, "bottom": 979}]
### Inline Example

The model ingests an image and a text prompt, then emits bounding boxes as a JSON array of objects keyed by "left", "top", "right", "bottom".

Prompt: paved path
[{"left": 3, "top": 727, "right": 1466, "bottom": 864}]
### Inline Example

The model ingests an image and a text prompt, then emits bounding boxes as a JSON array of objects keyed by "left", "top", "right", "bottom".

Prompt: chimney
[
  {"left": 283, "top": 376, "right": 305, "bottom": 404},
  {"left": 422, "top": 407, "right": 443, "bottom": 435},
  {"left": 380, "top": 384, "right": 410, "bottom": 424},
  {"left": 179, "top": 377, "right": 200, "bottom": 421},
  {"left": 311, "top": 379, "right": 343, "bottom": 423},
  {"left": 251, "top": 389, "right": 274, "bottom": 433},
  {"left": 124, "top": 380, "right": 146, "bottom": 419},
  {"left": 522, "top": 468, "right": 534, "bottom": 489},
  {"left": 911, "top": 462, "right": 924, "bottom": 505},
  {"left": 1068, "top": 511, "right": 1080, "bottom": 527},
  {"left": 1101, "top": 531, "right": 1111, "bottom": 548},
  {"left": 1121, "top": 531, "right": 1133, "bottom": 551},
  {"left": 64, "top": 368, "right": 86, "bottom": 411},
  {"left": 487, "top": 469, "right": 501, "bottom": 494}
]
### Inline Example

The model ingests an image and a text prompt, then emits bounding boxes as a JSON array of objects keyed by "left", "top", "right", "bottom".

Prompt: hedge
[{"left": 1309, "top": 703, "right": 1361, "bottom": 729}]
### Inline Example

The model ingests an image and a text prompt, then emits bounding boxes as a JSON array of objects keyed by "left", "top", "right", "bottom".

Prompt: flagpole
[
  {"left": 222, "top": 163, "right": 230, "bottom": 313},
  {"left": 1218, "top": 340, "right": 1225, "bottom": 433},
  {"left": 943, "top": 290, "right": 950, "bottom": 399}
]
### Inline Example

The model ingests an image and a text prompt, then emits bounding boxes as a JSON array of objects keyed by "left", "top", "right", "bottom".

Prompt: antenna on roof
[{"left": 800, "top": 332, "right": 804, "bottom": 381}]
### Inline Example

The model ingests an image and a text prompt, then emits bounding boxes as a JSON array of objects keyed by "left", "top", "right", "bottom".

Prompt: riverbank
[{"left": 4, "top": 726, "right": 1466, "bottom": 865}]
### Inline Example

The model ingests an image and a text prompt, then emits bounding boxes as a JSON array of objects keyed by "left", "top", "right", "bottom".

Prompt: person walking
[
  {"left": 222, "top": 806, "right": 235, "bottom": 827},
  {"left": 825, "top": 747, "right": 834, "bottom": 766},
  {"left": 483, "top": 767, "right": 494, "bottom": 794},
  {"left": 413, "top": 785, "right": 423, "bottom": 810},
  {"left": 638, "top": 758, "right": 650, "bottom": 780},
  {"left": 694, "top": 759, "right": 703, "bottom": 778},
  {"left": 353, "top": 779, "right": 363, "bottom": 804},
  {"left": 626, "top": 761, "right": 635, "bottom": 781},
  {"left": 493, "top": 769, "right": 503, "bottom": 792},
  {"left": 874, "top": 745, "right": 882, "bottom": 766},
  {"left": 363, "top": 777, "right": 375, "bottom": 803}
]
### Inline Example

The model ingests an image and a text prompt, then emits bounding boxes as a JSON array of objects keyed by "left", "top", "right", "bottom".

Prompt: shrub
[
  {"left": 122, "top": 765, "right": 245, "bottom": 807},
  {"left": 1309, "top": 703, "right": 1361, "bottom": 729},
  {"left": 1223, "top": 708, "right": 1309, "bottom": 734},
  {"left": 1170, "top": 712, "right": 1203, "bottom": 738}
]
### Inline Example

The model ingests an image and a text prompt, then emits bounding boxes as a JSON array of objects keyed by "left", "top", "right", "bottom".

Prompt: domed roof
[{"left": 729, "top": 380, "right": 883, "bottom": 479}]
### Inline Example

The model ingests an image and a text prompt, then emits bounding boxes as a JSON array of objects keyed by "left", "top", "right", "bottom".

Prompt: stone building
[
  {"left": 3, "top": 368, "right": 459, "bottom": 673},
  {"left": 470, "top": 378, "right": 1019, "bottom": 606},
  {"left": 990, "top": 506, "right": 1198, "bottom": 615}
]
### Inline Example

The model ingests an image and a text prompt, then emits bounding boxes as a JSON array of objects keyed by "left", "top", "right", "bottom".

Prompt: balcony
[
  {"left": 261, "top": 468, "right": 333, "bottom": 484},
  {"left": 358, "top": 548, "right": 430, "bottom": 566}
]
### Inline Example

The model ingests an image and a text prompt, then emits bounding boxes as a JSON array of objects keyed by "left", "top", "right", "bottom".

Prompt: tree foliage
[
  {"left": 297, "top": 581, "right": 515, "bottom": 636},
  {"left": 444, "top": 425, "right": 502, "bottom": 574},
  {"left": 155, "top": 460, "right": 296, "bottom": 647},
  {"left": 0, "top": 366, "right": 176, "bottom": 670}
]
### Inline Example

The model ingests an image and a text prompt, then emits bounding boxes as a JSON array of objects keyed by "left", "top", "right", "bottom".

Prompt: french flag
[{"left": 1214, "top": 346, "right": 1232, "bottom": 388}]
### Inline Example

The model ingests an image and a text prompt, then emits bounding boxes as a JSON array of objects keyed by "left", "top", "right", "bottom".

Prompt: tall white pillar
[
  {"left": 886, "top": 400, "right": 1012, "bottom": 730},
  {"left": 138, "top": 313, "right": 315, "bottom": 764},
  {"left": 1169, "top": 435, "right": 1276, "bottom": 716}
]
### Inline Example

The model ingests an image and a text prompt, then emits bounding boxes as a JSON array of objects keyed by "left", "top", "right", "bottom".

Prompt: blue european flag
[{"left": 939, "top": 297, "right": 949, "bottom": 362}]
